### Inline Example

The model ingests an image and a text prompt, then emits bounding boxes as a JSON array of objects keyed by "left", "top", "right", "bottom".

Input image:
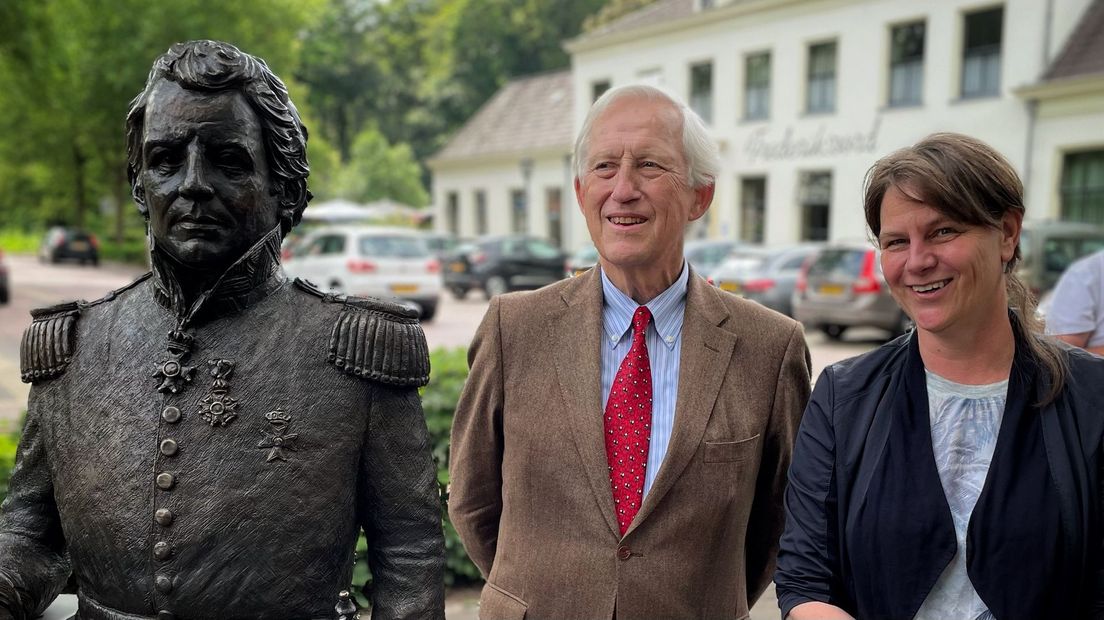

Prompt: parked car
[
  {"left": 443, "top": 235, "right": 566, "bottom": 299},
  {"left": 282, "top": 226, "right": 442, "bottom": 321},
  {"left": 684, "top": 239, "right": 738, "bottom": 276},
  {"left": 566, "top": 243, "right": 599, "bottom": 278},
  {"left": 39, "top": 227, "right": 99, "bottom": 265},
  {"left": 422, "top": 232, "right": 466, "bottom": 260},
  {"left": 709, "top": 244, "right": 822, "bottom": 317},
  {"left": 0, "top": 249, "right": 9, "bottom": 304},
  {"left": 1017, "top": 220, "right": 1104, "bottom": 296},
  {"left": 792, "top": 242, "right": 910, "bottom": 340}
]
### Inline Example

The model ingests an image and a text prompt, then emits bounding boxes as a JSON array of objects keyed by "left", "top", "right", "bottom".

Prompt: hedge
[{"left": 0, "top": 346, "right": 482, "bottom": 604}]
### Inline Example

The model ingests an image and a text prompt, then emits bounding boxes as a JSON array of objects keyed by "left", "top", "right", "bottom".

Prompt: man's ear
[
  {"left": 689, "top": 183, "right": 715, "bottom": 222},
  {"left": 132, "top": 182, "right": 149, "bottom": 219},
  {"left": 573, "top": 176, "right": 583, "bottom": 212}
]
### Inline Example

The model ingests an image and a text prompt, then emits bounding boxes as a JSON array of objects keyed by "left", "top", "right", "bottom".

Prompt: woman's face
[{"left": 876, "top": 184, "right": 1021, "bottom": 339}]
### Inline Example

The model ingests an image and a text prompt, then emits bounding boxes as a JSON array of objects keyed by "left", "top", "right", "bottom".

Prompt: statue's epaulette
[
  {"left": 20, "top": 273, "right": 152, "bottom": 384},
  {"left": 294, "top": 278, "right": 430, "bottom": 387}
]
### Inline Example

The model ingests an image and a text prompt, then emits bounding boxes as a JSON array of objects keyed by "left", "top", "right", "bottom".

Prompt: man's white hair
[{"left": 572, "top": 84, "right": 720, "bottom": 189}]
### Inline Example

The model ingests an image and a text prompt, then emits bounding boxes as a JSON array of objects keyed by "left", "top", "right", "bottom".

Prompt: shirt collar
[{"left": 600, "top": 262, "right": 689, "bottom": 349}]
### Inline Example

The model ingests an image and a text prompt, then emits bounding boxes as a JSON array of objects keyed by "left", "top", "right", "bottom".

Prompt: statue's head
[{"left": 126, "top": 40, "right": 310, "bottom": 269}]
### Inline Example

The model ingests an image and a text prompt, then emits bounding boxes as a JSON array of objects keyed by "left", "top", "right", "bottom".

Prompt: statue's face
[{"left": 139, "top": 79, "right": 279, "bottom": 269}]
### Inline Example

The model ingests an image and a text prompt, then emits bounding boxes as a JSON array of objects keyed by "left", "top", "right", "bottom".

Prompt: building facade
[{"left": 433, "top": 0, "right": 1104, "bottom": 251}]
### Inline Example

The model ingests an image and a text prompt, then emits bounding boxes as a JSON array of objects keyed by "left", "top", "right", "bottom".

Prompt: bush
[{"left": 0, "top": 429, "right": 19, "bottom": 501}]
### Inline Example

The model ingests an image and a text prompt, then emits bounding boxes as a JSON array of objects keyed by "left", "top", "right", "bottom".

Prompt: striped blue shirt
[{"left": 600, "top": 264, "right": 688, "bottom": 497}]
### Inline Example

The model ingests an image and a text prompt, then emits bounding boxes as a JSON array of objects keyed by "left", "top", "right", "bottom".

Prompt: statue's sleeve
[
  {"left": 357, "top": 383, "right": 445, "bottom": 620},
  {"left": 0, "top": 386, "right": 70, "bottom": 620}
]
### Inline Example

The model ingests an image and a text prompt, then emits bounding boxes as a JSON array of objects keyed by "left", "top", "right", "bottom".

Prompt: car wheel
[
  {"left": 0, "top": 286, "right": 8, "bottom": 304},
  {"left": 448, "top": 285, "right": 469, "bottom": 300},
  {"left": 484, "top": 276, "right": 508, "bottom": 299},
  {"left": 820, "top": 324, "right": 847, "bottom": 341},
  {"left": 327, "top": 280, "right": 344, "bottom": 295},
  {"left": 892, "top": 312, "right": 914, "bottom": 338},
  {"left": 420, "top": 302, "right": 438, "bottom": 322},
  {"left": 91, "top": 256, "right": 100, "bottom": 267}
]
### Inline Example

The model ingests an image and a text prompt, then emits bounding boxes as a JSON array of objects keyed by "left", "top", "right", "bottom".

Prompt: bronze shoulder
[{"left": 293, "top": 278, "right": 430, "bottom": 387}]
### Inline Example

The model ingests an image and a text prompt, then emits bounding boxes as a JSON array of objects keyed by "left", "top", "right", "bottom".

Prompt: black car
[
  {"left": 0, "top": 248, "right": 9, "bottom": 304},
  {"left": 444, "top": 235, "right": 566, "bottom": 299},
  {"left": 40, "top": 227, "right": 100, "bottom": 265}
]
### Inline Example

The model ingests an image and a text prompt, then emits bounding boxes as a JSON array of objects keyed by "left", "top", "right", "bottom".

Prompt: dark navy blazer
[{"left": 775, "top": 331, "right": 1104, "bottom": 620}]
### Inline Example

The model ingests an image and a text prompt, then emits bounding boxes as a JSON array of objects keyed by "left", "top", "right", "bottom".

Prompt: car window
[
  {"left": 780, "top": 254, "right": 810, "bottom": 271},
  {"left": 807, "top": 249, "right": 866, "bottom": 278},
  {"left": 1041, "top": 237, "right": 1104, "bottom": 277},
  {"left": 303, "top": 234, "right": 345, "bottom": 256},
  {"left": 526, "top": 239, "right": 560, "bottom": 259},
  {"left": 359, "top": 235, "right": 429, "bottom": 258},
  {"left": 500, "top": 239, "right": 526, "bottom": 258}
]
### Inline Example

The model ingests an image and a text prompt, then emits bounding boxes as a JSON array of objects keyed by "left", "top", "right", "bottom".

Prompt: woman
[{"left": 774, "top": 133, "right": 1104, "bottom": 620}]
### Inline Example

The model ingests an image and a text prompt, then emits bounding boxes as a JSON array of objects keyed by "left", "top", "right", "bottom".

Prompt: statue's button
[
  {"left": 155, "top": 574, "right": 173, "bottom": 593},
  {"left": 156, "top": 473, "right": 175, "bottom": 491},
  {"left": 162, "top": 406, "right": 181, "bottom": 424},
  {"left": 157, "top": 611, "right": 175, "bottom": 620},
  {"left": 154, "top": 509, "right": 174, "bottom": 527},
  {"left": 160, "top": 439, "right": 179, "bottom": 457},
  {"left": 153, "top": 541, "right": 172, "bottom": 561}
]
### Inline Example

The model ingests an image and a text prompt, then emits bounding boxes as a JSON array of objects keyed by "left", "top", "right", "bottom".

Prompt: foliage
[
  {"left": 0, "top": 229, "right": 42, "bottom": 254},
  {"left": 332, "top": 127, "right": 431, "bottom": 207},
  {"left": 0, "top": 426, "right": 21, "bottom": 501}
]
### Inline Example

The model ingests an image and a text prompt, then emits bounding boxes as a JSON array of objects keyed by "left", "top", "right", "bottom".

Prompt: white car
[{"left": 283, "top": 226, "right": 442, "bottom": 321}]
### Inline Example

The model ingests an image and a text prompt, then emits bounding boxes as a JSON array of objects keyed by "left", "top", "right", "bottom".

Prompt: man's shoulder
[
  {"left": 20, "top": 273, "right": 153, "bottom": 384},
  {"left": 290, "top": 278, "right": 429, "bottom": 387}
]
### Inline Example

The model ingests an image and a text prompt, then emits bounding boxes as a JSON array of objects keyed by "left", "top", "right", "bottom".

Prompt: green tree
[{"left": 332, "top": 126, "right": 430, "bottom": 207}]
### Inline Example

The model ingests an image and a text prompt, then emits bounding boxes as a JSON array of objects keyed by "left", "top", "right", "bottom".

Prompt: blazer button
[
  {"left": 162, "top": 406, "right": 181, "bottom": 424},
  {"left": 617, "top": 545, "right": 632, "bottom": 561},
  {"left": 153, "top": 541, "right": 173, "bottom": 561}
]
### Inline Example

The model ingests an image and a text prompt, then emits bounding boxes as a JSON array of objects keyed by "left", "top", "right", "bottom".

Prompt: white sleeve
[{"left": 1045, "top": 258, "right": 1102, "bottom": 336}]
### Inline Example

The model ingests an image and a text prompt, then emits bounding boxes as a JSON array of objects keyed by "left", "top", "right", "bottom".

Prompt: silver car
[
  {"left": 792, "top": 243, "right": 910, "bottom": 340},
  {"left": 709, "top": 244, "right": 822, "bottom": 317}
]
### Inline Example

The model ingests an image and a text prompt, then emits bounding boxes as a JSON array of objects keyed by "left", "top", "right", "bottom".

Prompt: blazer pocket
[
  {"left": 480, "top": 582, "right": 528, "bottom": 620},
  {"left": 704, "top": 434, "right": 761, "bottom": 463}
]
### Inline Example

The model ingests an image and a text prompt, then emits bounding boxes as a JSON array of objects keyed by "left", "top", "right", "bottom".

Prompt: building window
[
  {"left": 1062, "top": 150, "right": 1104, "bottom": 225},
  {"left": 510, "top": 189, "right": 527, "bottom": 234},
  {"left": 591, "top": 80, "right": 611, "bottom": 102},
  {"left": 889, "top": 22, "right": 925, "bottom": 107},
  {"left": 446, "top": 192, "right": 459, "bottom": 236},
  {"left": 744, "top": 52, "right": 771, "bottom": 121},
  {"left": 689, "top": 61, "right": 713, "bottom": 124},
  {"left": 799, "top": 172, "right": 832, "bottom": 241},
  {"left": 806, "top": 41, "right": 837, "bottom": 114},
  {"left": 546, "top": 187, "right": 563, "bottom": 247},
  {"left": 474, "top": 190, "right": 487, "bottom": 235},
  {"left": 740, "top": 177, "right": 766, "bottom": 243},
  {"left": 961, "top": 6, "right": 1003, "bottom": 98},
  {"left": 637, "top": 67, "right": 664, "bottom": 87}
]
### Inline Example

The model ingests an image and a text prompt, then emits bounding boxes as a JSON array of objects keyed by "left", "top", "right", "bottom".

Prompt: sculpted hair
[
  {"left": 573, "top": 84, "right": 720, "bottom": 189},
  {"left": 863, "top": 132, "right": 1067, "bottom": 405},
  {"left": 125, "top": 40, "right": 311, "bottom": 237}
]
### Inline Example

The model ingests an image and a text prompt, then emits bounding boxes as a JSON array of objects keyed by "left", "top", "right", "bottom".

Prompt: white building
[{"left": 433, "top": 0, "right": 1104, "bottom": 250}]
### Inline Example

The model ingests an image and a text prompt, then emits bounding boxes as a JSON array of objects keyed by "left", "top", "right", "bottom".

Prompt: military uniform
[{"left": 0, "top": 231, "right": 445, "bottom": 620}]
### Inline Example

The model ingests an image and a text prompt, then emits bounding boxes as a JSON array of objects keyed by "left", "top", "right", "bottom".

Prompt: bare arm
[
  {"left": 787, "top": 601, "right": 856, "bottom": 619},
  {"left": 446, "top": 298, "right": 506, "bottom": 576}
]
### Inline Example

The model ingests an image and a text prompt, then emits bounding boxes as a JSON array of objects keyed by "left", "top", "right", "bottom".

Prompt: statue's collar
[{"left": 151, "top": 226, "right": 287, "bottom": 326}]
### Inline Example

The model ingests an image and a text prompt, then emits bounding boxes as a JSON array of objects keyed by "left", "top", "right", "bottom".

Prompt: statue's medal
[{"left": 199, "top": 359, "right": 239, "bottom": 427}]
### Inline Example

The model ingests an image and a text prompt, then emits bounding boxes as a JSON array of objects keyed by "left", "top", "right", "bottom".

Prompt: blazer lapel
[
  {"left": 630, "top": 273, "right": 736, "bottom": 533},
  {"left": 550, "top": 269, "right": 621, "bottom": 537}
]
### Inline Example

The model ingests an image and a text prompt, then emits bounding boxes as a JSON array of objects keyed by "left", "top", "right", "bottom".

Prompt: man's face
[
  {"left": 574, "top": 96, "right": 712, "bottom": 283},
  {"left": 139, "top": 79, "right": 278, "bottom": 269}
]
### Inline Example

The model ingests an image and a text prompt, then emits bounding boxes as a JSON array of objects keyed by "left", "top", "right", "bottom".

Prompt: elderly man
[
  {"left": 0, "top": 40, "right": 444, "bottom": 619},
  {"left": 448, "top": 84, "right": 812, "bottom": 619},
  {"left": 1046, "top": 248, "right": 1104, "bottom": 355}
]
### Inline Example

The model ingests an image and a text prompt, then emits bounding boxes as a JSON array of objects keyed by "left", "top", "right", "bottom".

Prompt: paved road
[{"left": 3, "top": 254, "right": 888, "bottom": 619}]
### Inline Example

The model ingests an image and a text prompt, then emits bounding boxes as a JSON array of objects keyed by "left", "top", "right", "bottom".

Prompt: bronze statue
[{"left": 0, "top": 40, "right": 445, "bottom": 620}]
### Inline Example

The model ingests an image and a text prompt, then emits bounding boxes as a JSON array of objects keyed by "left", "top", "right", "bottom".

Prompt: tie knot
[{"left": 631, "top": 306, "right": 652, "bottom": 335}]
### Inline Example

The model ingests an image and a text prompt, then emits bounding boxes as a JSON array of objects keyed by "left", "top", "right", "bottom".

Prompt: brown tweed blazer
[{"left": 448, "top": 268, "right": 811, "bottom": 620}]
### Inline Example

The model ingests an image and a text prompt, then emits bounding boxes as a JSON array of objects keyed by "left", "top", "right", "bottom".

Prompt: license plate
[
  {"left": 70, "top": 241, "right": 89, "bottom": 251},
  {"left": 449, "top": 262, "right": 465, "bottom": 272},
  {"left": 818, "top": 283, "right": 845, "bottom": 296},
  {"left": 390, "top": 284, "right": 418, "bottom": 294},
  {"left": 719, "top": 282, "right": 740, "bottom": 293}
]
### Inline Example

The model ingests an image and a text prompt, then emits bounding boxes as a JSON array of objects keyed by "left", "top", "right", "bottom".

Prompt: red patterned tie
[{"left": 604, "top": 305, "right": 653, "bottom": 535}]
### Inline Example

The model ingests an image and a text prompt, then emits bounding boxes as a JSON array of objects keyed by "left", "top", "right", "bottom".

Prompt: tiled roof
[
  {"left": 432, "top": 70, "right": 573, "bottom": 162},
  {"left": 1043, "top": 0, "right": 1104, "bottom": 81},
  {"left": 577, "top": 0, "right": 694, "bottom": 41}
]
